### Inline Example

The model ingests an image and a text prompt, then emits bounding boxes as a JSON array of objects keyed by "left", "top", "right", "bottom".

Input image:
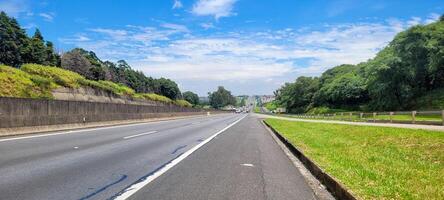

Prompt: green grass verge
[
  {"left": 265, "top": 119, "right": 444, "bottom": 200},
  {"left": 281, "top": 113, "right": 442, "bottom": 123}
]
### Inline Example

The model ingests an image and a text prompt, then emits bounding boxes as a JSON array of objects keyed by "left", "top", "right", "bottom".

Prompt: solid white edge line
[
  {"left": 114, "top": 114, "right": 248, "bottom": 200},
  {"left": 0, "top": 114, "right": 230, "bottom": 143},
  {"left": 123, "top": 131, "right": 158, "bottom": 139}
]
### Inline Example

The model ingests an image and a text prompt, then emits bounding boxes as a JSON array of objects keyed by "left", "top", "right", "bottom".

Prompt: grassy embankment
[
  {"left": 0, "top": 64, "right": 191, "bottom": 107},
  {"left": 265, "top": 119, "right": 444, "bottom": 199}
]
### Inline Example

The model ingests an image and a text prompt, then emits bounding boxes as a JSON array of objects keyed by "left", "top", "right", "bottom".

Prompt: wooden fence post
[
  {"left": 442, "top": 110, "right": 444, "bottom": 126},
  {"left": 349, "top": 112, "right": 352, "bottom": 121},
  {"left": 412, "top": 111, "right": 417, "bottom": 124},
  {"left": 341, "top": 113, "right": 344, "bottom": 120},
  {"left": 360, "top": 113, "right": 363, "bottom": 120},
  {"left": 389, "top": 112, "right": 393, "bottom": 123},
  {"left": 373, "top": 112, "right": 377, "bottom": 123}
]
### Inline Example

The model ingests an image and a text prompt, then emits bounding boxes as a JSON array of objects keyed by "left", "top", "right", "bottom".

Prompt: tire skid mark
[{"left": 78, "top": 174, "right": 127, "bottom": 200}]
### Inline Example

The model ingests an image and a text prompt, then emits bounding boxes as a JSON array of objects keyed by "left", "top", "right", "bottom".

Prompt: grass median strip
[{"left": 265, "top": 118, "right": 444, "bottom": 200}]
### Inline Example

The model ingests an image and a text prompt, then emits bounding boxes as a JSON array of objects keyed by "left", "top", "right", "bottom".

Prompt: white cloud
[
  {"left": 0, "top": 0, "right": 29, "bottom": 17},
  {"left": 192, "top": 0, "right": 237, "bottom": 19},
  {"left": 59, "top": 34, "right": 91, "bottom": 43},
  {"left": 39, "top": 12, "right": 54, "bottom": 22},
  {"left": 172, "top": 0, "right": 183, "bottom": 9},
  {"left": 61, "top": 15, "right": 432, "bottom": 94},
  {"left": 200, "top": 22, "right": 215, "bottom": 29},
  {"left": 161, "top": 23, "right": 190, "bottom": 33},
  {"left": 425, "top": 13, "right": 441, "bottom": 24}
]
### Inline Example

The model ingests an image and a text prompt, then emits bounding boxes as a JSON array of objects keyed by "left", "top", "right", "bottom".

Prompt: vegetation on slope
[
  {"left": 265, "top": 119, "right": 444, "bottom": 200},
  {"left": 0, "top": 65, "right": 52, "bottom": 98},
  {"left": 0, "top": 64, "right": 191, "bottom": 106}
]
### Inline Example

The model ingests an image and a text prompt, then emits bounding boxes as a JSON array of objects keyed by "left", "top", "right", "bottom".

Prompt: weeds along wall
[{"left": 0, "top": 97, "right": 204, "bottom": 128}]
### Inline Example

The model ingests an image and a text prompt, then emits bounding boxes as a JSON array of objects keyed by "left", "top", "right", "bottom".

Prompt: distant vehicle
[{"left": 235, "top": 109, "right": 241, "bottom": 113}]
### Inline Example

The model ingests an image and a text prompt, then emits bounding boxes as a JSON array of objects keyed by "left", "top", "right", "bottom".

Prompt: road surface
[{"left": 0, "top": 113, "right": 316, "bottom": 200}]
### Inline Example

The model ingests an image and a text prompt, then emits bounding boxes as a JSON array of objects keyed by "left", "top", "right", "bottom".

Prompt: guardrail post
[
  {"left": 389, "top": 112, "right": 393, "bottom": 123},
  {"left": 360, "top": 113, "right": 363, "bottom": 119},
  {"left": 412, "top": 111, "right": 416, "bottom": 124},
  {"left": 442, "top": 110, "right": 444, "bottom": 126},
  {"left": 341, "top": 112, "right": 344, "bottom": 120},
  {"left": 333, "top": 113, "right": 336, "bottom": 120},
  {"left": 349, "top": 112, "right": 352, "bottom": 121},
  {"left": 373, "top": 112, "right": 377, "bottom": 122}
]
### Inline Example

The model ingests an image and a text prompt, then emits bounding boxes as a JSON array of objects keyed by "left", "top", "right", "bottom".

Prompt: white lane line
[
  {"left": 123, "top": 131, "right": 158, "bottom": 139},
  {"left": 0, "top": 115, "right": 229, "bottom": 143},
  {"left": 241, "top": 163, "right": 254, "bottom": 167},
  {"left": 114, "top": 114, "right": 247, "bottom": 200}
]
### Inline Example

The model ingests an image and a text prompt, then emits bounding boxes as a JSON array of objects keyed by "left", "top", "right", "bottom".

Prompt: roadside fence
[{"left": 280, "top": 110, "right": 444, "bottom": 126}]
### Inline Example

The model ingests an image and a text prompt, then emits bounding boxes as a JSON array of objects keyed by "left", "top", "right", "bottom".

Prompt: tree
[
  {"left": 154, "top": 78, "right": 181, "bottom": 99},
  {"left": 208, "top": 86, "right": 236, "bottom": 109},
  {"left": 61, "top": 50, "right": 94, "bottom": 79},
  {"left": 313, "top": 64, "right": 368, "bottom": 109},
  {"left": 275, "top": 77, "right": 319, "bottom": 113},
  {"left": 44, "top": 41, "right": 60, "bottom": 66},
  {"left": 22, "top": 29, "right": 48, "bottom": 64},
  {"left": 183, "top": 91, "right": 199, "bottom": 105},
  {"left": 0, "top": 11, "right": 29, "bottom": 67}
]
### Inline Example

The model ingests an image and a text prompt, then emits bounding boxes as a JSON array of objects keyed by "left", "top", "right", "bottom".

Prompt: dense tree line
[
  {"left": 276, "top": 15, "right": 444, "bottom": 112},
  {"left": 0, "top": 12, "right": 182, "bottom": 100}
]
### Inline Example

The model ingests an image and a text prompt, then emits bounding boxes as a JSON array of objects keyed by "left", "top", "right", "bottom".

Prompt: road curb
[{"left": 263, "top": 120, "right": 357, "bottom": 200}]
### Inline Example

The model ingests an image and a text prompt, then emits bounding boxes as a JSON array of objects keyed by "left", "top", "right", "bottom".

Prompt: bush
[
  {"left": 264, "top": 101, "right": 278, "bottom": 111},
  {"left": 0, "top": 65, "right": 52, "bottom": 98},
  {"left": 137, "top": 93, "right": 173, "bottom": 103},
  {"left": 175, "top": 99, "right": 192, "bottom": 107},
  {"left": 77, "top": 79, "right": 135, "bottom": 97},
  {"left": 21, "top": 64, "right": 85, "bottom": 88},
  {"left": 306, "top": 106, "right": 349, "bottom": 114}
]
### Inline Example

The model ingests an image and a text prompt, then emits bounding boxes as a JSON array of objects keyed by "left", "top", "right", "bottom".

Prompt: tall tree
[
  {"left": 208, "top": 86, "right": 236, "bottom": 109},
  {"left": 44, "top": 41, "right": 60, "bottom": 66},
  {"left": 0, "top": 11, "right": 29, "bottom": 67},
  {"left": 22, "top": 29, "right": 48, "bottom": 64},
  {"left": 61, "top": 50, "right": 94, "bottom": 79},
  {"left": 183, "top": 91, "right": 199, "bottom": 105},
  {"left": 154, "top": 78, "right": 181, "bottom": 99}
]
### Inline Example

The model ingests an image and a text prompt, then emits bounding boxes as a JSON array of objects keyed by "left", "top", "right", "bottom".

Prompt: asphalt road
[{"left": 0, "top": 113, "right": 316, "bottom": 200}]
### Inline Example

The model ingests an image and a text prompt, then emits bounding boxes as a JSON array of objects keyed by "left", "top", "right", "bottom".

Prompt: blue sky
[{"left": 1, "top": 0, "right": 443, "bottom": 96}]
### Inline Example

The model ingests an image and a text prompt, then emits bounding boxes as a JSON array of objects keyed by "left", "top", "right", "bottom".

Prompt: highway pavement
[{"left": 0, "top": 113, "right": 316, "bottom": 200}]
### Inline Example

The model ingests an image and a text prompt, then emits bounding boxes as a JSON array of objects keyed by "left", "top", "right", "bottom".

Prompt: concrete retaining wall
[{"left": 0, "top": 97, "right": 205, "bottom": 129}]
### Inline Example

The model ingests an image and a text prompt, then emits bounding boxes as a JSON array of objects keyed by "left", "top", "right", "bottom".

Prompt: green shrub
[
  {"left": 96, "top": 81, "right": 135, "bottom": 96},
  {"left": 264, "top": 101, "right": 278, "bottom": 111},
  {"left": 21, "top": 64, "right": 85, "bottom": 88},
  {"left": 137, "top": 93, "right": 173, "bottom": 103},
  {"left": 175, "top": 99, "right": 192, "bottom": 107},
  {"left": 0, "top": 65, "right": 52, "bottom": 98}
]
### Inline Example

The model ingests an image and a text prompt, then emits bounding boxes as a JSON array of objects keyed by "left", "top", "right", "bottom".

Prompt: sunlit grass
[{"left": 265, "top": 119, "right": 444, "bottom": 200}]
